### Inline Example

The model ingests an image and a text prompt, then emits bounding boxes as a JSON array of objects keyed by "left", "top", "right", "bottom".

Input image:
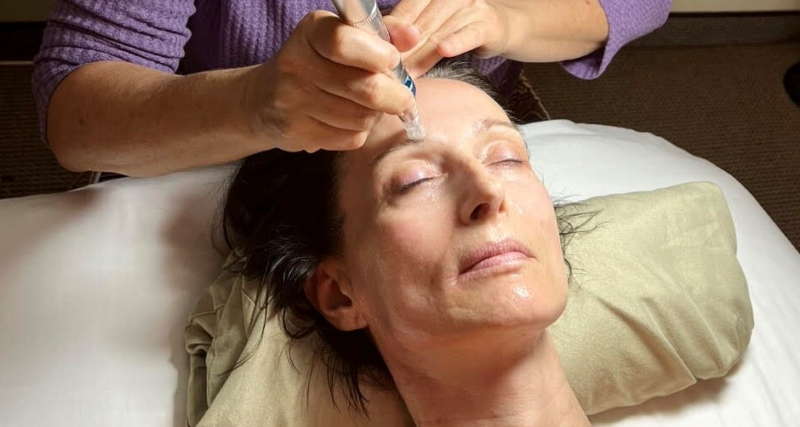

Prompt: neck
[{"left": 382, "top": 330, "right": 590, "bottom": 427}]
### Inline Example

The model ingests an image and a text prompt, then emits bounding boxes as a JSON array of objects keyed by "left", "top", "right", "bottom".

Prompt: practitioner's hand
[
  {"left": 245, "top": 11, "right": 415, "bottom": 153},
  {"left": 383, "top": 0, "right": 516, "bottom": 77}
]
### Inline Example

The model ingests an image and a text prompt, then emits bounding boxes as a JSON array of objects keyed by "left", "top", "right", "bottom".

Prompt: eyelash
[
  {"left": 396, "top": 177, "right": 434, "bottom": 194},
  {"left": 393, "top": 158, "right": 524, "bottom": 195},
  {"left": 495, "top": 158, "right": 524, "bottom": 166}
]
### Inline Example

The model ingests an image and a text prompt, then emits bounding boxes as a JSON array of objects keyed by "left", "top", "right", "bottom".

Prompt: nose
[{"left": 459, "top": 162, "right": 506, "bottom": 224}]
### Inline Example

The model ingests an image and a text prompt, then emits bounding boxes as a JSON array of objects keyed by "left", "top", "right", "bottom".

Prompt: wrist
[
  {"left": 496, "top": 1, "right": 526, "bottom": 59},
  {"left": 496, "top": 0, "right": 609, "bottom": 62},
  {"left": 236, "top": 65, "right": 279, "bottom": 151},
  {"left": 239, "top": 63, "right": 290, "bottom": 153}
]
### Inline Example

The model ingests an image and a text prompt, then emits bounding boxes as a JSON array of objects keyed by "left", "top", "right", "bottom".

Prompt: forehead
[{"left": 343, "top": 77, "right": 511, "bottom": 168}]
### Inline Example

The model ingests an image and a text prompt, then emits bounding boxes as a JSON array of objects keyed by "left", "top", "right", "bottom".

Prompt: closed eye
[
  {"left": 493, "top": 158, "right": 525, "bottom": 166},
  {"left": 395, "top": 177, "right": 435, "bottom": 194}
]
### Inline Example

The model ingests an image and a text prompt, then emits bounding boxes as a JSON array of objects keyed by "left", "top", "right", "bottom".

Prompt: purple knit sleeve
[
  {"left": 561, "top": 0, "right": 672, "bottom": 80},
  {"left": 32, "top": 0, "right": 196, "bottom": 143}
]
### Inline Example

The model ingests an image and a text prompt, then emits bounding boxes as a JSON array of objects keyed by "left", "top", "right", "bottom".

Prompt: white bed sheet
[
  {"left": 523, "top": 122, "right": 800, "bottom": 426},
  {"left": 0, "top": 120, "right": 797, "bottom": 426}
]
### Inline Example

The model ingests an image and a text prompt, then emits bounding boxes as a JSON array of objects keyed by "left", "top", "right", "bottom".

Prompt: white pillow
[{"left": 0, "top": 120, "right": 797, "bottom": 426}]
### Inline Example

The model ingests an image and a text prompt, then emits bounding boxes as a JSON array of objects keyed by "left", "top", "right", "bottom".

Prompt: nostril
[{"left": 470, "top": 203, "right": 489, "bottom": 221}]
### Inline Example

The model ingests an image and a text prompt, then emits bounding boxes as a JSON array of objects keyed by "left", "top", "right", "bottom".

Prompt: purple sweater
[{"left": 32, "top": 0, "right": 671, "bottom": 139}]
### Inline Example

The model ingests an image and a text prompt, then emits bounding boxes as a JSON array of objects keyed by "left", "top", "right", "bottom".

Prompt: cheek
[
  {"left": 511, "top": 179, "right": 556, "bottom": 225},
  {"left": 347, "top": 211, "right": 451, "bottom": 325},
  {"left": 511, "top": 181, "right": 565, "bottom": 270},
  {"left": 509, "top": 183, "right": 569, "bottom": 323}
]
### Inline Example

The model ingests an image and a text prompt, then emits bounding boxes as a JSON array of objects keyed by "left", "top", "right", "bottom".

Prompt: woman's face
[{"left": 336, "top": 78, "right": 567, "bottom": 348}]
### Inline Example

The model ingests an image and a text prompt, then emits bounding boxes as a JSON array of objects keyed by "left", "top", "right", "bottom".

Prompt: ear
[{"left": 304, "top": 258, "right": 368, "bottom": 332}]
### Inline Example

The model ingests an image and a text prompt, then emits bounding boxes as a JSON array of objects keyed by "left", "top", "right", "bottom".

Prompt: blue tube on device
[{"left": 331, "top": 0, "right": 426, "bottom": 141}]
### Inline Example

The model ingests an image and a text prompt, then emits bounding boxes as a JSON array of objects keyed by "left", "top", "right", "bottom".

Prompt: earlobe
[{"left": 304, "top": 259, "right": 368, "bottom": 332}]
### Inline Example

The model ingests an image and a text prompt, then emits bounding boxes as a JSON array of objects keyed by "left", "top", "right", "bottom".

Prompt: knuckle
[
  {"left": 360, "top": 75, "right": 383, "bottom": 105},
  {"left": 302, "top": 10, "right": 328, "bottom": 28},
  {"left": 303, "top": 12, "right": 344, "bottom": 56},
  {"left": 296, "top": 12, "right": 315, "bottom": 31},
  {"left": 274, "top": 85, "right": 304, "bottom": 113},
  {"left": 391, "top": 5, "right": 413, "bottom": 21},
  {"left": 430, "top": 31, "right": 447, "bottom": 44},
  {"left": 299, "top": 12, "right": 315, "bottom": 26},
  {"left": 282, "top": 115, "right": 310, "bottom": 138}
]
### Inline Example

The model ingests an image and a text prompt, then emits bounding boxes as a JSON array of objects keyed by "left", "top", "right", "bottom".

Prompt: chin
[{"left": 447, "top": 276, "right": 567, "bottom": 333}]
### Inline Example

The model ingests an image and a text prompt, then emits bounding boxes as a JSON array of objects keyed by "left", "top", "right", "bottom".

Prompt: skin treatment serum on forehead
[{"left": 331, "top": 0, "right": 427, "bottom": 141}]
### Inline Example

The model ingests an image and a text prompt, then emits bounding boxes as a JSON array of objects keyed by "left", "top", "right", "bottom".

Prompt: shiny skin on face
[{"left": 336, "top": 78, "right": 567, "bottom": 348}]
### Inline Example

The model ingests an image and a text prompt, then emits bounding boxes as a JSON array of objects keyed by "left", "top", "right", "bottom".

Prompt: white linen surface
[{"left": 0, "top": 120, "right": 797, "bottom": 426}]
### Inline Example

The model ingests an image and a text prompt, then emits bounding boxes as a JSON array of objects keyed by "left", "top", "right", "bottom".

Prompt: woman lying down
[{"left": 186, "top": 62, "right": 590, "bottom": 426}]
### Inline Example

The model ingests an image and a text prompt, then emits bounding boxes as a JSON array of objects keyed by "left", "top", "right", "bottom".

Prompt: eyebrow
[{"left": 371, "top": 118, "right": 519, "bottom": 166}]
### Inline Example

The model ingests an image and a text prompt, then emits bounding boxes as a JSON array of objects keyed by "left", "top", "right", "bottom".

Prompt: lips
[{"left": 459, "top": 238, "right": 532, "bottom": 275}]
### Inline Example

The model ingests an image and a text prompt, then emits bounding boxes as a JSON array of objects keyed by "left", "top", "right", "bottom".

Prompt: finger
[
  {"left": 389, "top": 0, "right": 431, "bottom": 24},
  {"left": 412, "top": 0, "right": 464, "bottom": 41},
  {"left": 305, "top": 11, "right": 400, "bottom": 73},
  {"left": 383, "top": 15, "right": 421, "bottom": 52},
  {"left": 289, "top": 116, "right": 370, "bottom": 152},
  {"left": 401, "top": 7, "right": 475, "bottom": 76},
  {"left": 439, "top": 14, "right": 507, "bottom": 58},
  {"left": 306, "top": 117, "right": 370, "bottom": 151},
  {"left": 438, "top": 20, "right": 491, "bottom": 58},
  {"left": 309, "top": 59, "right": 414, "bottom": 116},
  {"left": 402, "top": 43, "right": 443, "bottom": 78},
  {"left": 305, "top": 88, "right": 382, "bottom": 132},
  {"left": 397, "top": 4, "right": 472, "bottom": 75}
]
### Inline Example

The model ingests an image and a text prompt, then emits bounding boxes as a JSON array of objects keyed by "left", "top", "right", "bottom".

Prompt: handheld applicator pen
[{"left": 331, "top": 0, "right": 426, "bottom": 141}]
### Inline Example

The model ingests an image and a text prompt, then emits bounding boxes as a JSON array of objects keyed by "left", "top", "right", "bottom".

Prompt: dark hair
[{"left": 221, "top": 61, "right": 581, "bottom": 416}]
